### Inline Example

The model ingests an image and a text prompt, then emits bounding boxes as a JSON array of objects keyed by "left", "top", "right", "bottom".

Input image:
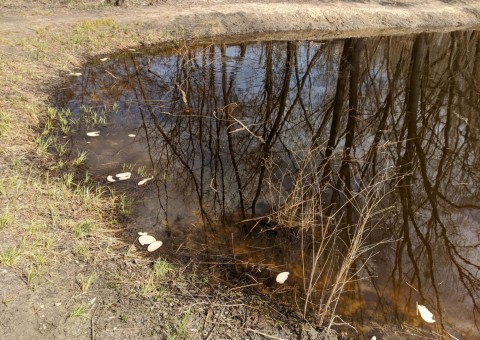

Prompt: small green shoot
[
  {"left": 2, "top": 294, "right": 13, "bottom": 307},
  {"left": 35, "top": 136, "right": 53, "bottom": 153},
  {"left": 69, "top": 304, "right": 88, "bottom": 318},
  {"left": 153, "top": 258, "right": 174, "bottom": 278},
  {"left": 137, "top": 165, "right": 148, "bottom": 177},
  {"left": 118, "top": 194, "right": 131, "bottom": 216},
  {"left": 55, "top": 140, "right": 68, "bottom": 156},
  {"left": 63, "top": 172, "right": 74, "bottom": 188},
  {"left": 74, "top": 221, "right": 94, "bottom": 238},
  {"left": 25, "top": 262, "right": 44, "bottom": 287},
  {"left": 141, "top": 274, "right": 156, "bottom": 296},
  {"left": 73, "top": 151, "right": 87, "bottom": 166},
  {"left": 78, "top": 273, "right": 95, "bottom": 293},
  {"left": 0, "top": 247, "right": 21, "bottom": 267},
  {"left": 0, "top": 209, "right": 11, "bottom": 229},
  {"left": 0, "top": 112, "right": 10, "bottom": 138},
  {"left": 167, "top": 311, "right": 191, "bottom": 340}
]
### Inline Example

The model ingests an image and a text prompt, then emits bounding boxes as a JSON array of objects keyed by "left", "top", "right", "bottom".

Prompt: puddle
[{"left": 55, "top": 30, "right": 480, "bottom": 337}]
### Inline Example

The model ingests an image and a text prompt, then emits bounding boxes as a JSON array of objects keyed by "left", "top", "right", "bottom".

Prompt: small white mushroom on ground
[
  {"left": 276, "top": 271, "right": 290, "bottom": 284},
  {"left": 417, "top": 303, "right": 435, "bottom": 323},
  {"left": 128, "top": 134, "right": 136, "bottom": 138},
  {"left": 70, "top": 72, "right": 82, "bottom": 76},
  {"left": 138, "top": 232, "right": 148, "bottom": 236},
  {"left": 107, "top": 175, "right": 116, "bottom": 183},
  {"left": 147, "top": 241, "right": 163, "bottom": 252},
  {"left": 100, "top": 57, "right": 109, "bottom": 62},
  {"left": 138, "top": 177, "right": 153, "bottom": 186},
  {"left": 86, "top": 131, "right": 100, "bottom": 137},
  {"left": 139, "top": 235, "right": 156, "bottom": 245}
]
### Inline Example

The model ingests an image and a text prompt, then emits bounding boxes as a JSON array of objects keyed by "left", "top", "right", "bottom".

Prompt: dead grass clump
[{"left": 265, "top": 147, "right": 396, "bottom": 330}]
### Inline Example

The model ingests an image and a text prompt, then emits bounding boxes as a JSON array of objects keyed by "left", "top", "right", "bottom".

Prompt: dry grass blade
[{"left": 264, "top": 146, "right": 398, "bottom": 329}]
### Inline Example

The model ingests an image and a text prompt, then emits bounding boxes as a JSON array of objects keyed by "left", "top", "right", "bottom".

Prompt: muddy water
[{"left": 56, "top": 31, "right": 480, "bottom": 337}]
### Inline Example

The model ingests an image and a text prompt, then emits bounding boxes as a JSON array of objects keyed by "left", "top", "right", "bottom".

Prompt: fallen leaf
[
  {"left": 86, "top": 131, "right": 100, "bottom": 137},
  {"left": 107, "top": 172, "right": 132, "bottom": 183},
  {"left": 138, "top": 177, "right": 153, "bottom": 186},
  {"left": 276, "top": 271, "right": 290, "bottom": 284},
  {"left": 139, "top": 235, "right": 156, "bottom": 245},
  {"left": 417, "top": 303, "right": 435, "bottom": 323},
  {"left": 70, "top": 72, "right": 82, "bottom": 76},
  {"left": 115, "top": 172, "right": 131, "bottom": 180},
  {"left": 147, "top": 240, "right": 163, "bottom": 252}
]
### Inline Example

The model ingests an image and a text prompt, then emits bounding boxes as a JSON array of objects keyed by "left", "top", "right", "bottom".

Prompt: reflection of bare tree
[{"left": 60, "top": 30, "right": 480, "bottom": 335}]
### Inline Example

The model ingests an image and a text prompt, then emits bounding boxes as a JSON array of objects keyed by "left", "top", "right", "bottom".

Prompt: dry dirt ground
[{"left": 1, "top": 1, "right": 480, "bottom": 339}]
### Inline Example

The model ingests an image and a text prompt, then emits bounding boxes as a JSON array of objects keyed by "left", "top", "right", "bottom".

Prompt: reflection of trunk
[
  {"left": 362, "top": 39, "right": 405, "bottom": 178},
  {"left": 396, "top": 33, "right": 445, "bottom": 327},
  {"left": 209, "top": 46, "right": 227, "bottom": 219},
  {"left": 251, "top": 42, "right": 294, "bottom": 214},
  {"left": 339, "top": 38, "right": 364, "bottom": 225},
  {"left": 394, "top": 33, "right": 428, "bottom": 322},
  {"left": 320, "top": 39, "right": 352, "bottom": 183},
  {"left": 263, "top": 41, "right": 273, "bottom": 141},
  {"left": 221, "top": 44, "right": 246, "bottom": 216}
]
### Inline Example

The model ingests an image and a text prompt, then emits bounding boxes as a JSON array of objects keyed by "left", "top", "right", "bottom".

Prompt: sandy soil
[
  {"left": 2, "top": 0, "right": 480, "bottom": 40},
  {"left": 0, "top": 1, "right": 479, "bottom": 339}
]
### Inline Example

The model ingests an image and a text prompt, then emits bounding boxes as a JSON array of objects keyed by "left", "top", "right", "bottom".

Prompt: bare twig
[{"left": 246, "top": 328, "right": 287, "bottom": 340}]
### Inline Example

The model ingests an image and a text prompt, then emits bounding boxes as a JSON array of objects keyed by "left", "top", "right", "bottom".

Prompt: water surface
[{"left": 56, "top": 31, "right": 480, "bottom": 338}]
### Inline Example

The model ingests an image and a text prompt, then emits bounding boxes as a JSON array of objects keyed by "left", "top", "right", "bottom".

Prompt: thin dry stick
[{"left": 246, "top": 328, "right": 287, "bottom": 340}]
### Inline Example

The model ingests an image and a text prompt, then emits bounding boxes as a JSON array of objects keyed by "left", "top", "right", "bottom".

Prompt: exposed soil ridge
[{"left": 2, "top": 1, "right": 480, "bottom": 40}]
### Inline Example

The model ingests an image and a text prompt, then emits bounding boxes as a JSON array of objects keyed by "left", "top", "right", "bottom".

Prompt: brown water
[{"left": 55, "top": 31, "right": 480, "bottom": 338}]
